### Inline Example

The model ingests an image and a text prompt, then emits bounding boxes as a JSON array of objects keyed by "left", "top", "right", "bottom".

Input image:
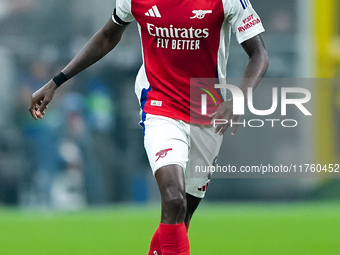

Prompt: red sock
[
  {"left": 148, "top": 228, "right": 162, "bottom": 255},
  {"left": 158, "top": 223, "right": 190, "bottom": 255},
  {"left": 148, "top": 224, "right": 190, "bottom": 255}
]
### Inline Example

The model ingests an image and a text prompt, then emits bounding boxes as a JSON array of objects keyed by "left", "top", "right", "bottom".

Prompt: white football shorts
[{"left": 142, "top": 113, "right": 223, "bottom": 198}]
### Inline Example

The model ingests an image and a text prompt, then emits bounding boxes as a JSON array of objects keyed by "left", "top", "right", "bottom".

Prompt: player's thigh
[{"left": 155, "top": 164, "right": 186, "bottom": 201}]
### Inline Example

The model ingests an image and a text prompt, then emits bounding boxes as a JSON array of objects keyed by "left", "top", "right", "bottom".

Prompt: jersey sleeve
[
  {"left": 226, "top": 0, "right": 265, "bottom": 44},
  {"left": 112, "top": 0, "right": 134, "bottom": 26}
]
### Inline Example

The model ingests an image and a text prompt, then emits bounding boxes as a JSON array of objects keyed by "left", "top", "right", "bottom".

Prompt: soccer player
[{"left": 29, "top": 0, "right": 268, "bottom": 254}]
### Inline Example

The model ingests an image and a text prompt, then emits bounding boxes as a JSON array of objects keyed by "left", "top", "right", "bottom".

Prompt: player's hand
[
  {"left": 29, "top": 80, "right": 57, "bottom": 120},
  {"left": 210, "top": 99, "right": 241, "bottom": 136}
]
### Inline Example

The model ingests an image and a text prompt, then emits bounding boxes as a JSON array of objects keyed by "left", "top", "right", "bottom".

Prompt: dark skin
[
  {"left": 212, "top": 35, "right": 269, "bottom": 136},
  {"left": 29, "top": 17, "right": 268, "bottom": 226},
  {"left": 29, "top": 19, "right": 127, "bottom": 119}
]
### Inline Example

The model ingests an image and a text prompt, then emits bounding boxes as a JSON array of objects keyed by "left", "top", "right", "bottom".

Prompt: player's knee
[
  {"left": 163, "top": 194, "right": 187, "bottom": 219},
  {"left": 167, "top": 196, "right": 186, "bottom": 210}
]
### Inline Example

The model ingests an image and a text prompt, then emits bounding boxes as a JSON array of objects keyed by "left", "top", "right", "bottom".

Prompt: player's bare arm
[
  {"left": 212, "top": 34, "right": 269, "bottom": 135},
  {"left": 29, "top": 19, "right": 127, "bottom": 120}
]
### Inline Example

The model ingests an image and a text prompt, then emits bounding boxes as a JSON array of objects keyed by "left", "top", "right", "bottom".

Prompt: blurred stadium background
[{"left": 0, "top": 0, "right": 340, "bottom": 254}]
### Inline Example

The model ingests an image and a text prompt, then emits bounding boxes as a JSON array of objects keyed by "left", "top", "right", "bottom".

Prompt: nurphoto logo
[{"left": 200, "top": 83, "right": 312, "bottom": 128}]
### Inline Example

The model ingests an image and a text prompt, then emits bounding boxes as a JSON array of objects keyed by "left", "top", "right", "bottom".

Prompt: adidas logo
[{"left": 145, "top": 5, "right": 161, "bottom": 18}]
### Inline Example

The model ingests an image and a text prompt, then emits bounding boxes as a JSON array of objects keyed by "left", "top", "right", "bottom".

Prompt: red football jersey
[{"left": 112, "top": 0, "right": 264, "bottom": 124}]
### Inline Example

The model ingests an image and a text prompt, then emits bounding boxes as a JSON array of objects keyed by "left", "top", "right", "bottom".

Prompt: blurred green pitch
[{"left": 1, "top": 202, "right": 340, "bottom": 255}]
